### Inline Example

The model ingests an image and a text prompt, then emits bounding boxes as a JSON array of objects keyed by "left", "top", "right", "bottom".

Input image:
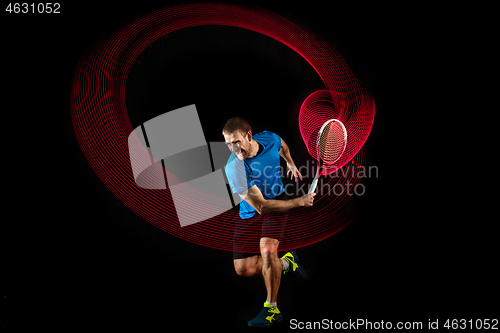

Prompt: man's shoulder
[
  {"left": 225, "top": 153, "right": 236, "bottom": 170},
  {"left": 225, "top": 153, "right": 245, "bottom": 173},
  {"left": 254, "top": 130, "right": 276, "bottom": 137},
  {"left": 254, "top": 131, "right": 280, "bottom": 141}
]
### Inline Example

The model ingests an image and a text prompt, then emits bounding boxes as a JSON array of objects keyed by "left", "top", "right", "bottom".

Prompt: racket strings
[{"left": 319, "top": 121, "right": 347, "bottom": 163}]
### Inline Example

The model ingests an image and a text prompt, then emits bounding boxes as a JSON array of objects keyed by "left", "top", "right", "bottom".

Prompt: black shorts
[{"left": 233, "top": 193, "right": 288, "bottom": 260}]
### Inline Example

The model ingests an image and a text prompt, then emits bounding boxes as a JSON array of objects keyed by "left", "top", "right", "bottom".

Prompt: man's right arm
[{"left": 240, "top": 185, "right": 316, "bottom": 215}]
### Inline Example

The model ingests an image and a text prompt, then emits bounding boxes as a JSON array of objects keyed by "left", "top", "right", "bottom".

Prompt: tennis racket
[{"left": 308, "top": 119, "right": 347, "bottom": 194}]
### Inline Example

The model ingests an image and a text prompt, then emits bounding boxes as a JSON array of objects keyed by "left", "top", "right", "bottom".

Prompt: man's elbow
[{"left": 255, "top": 200, "right": 267, "bottom": 215}]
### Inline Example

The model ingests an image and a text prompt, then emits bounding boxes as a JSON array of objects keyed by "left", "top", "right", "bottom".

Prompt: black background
[{"left": 2, "top": 1, "right": 497, "bottom": 332}]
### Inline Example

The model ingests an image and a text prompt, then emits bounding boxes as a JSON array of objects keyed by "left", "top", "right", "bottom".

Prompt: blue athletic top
[{"left": 225, "top": 131, "right": 284, "bottom": 219}]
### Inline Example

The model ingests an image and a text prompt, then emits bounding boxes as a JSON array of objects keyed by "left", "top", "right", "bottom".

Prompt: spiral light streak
[{"left": 71, "top": 3, "right": 375, "bottom": 253}]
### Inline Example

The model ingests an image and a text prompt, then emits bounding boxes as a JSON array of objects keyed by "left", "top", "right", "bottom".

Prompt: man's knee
[
  {"left": 260, "top": 237, "right": 279, "bottom": 257},
  {"left": 234, "top": 258, "right": 257, "bottom": 277}
]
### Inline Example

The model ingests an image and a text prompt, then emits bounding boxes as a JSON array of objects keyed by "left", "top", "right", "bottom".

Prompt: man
[{"left": 223, "top": 117, "right": 316, "bottom": 327}]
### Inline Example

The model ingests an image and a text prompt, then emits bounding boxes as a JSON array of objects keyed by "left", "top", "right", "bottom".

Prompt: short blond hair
[{"left": 222, "top": 117, "right": 252, "bottom": 136}]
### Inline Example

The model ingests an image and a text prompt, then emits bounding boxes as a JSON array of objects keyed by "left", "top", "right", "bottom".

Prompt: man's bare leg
[
  {"left": 260, "top": 237, "right": 282, "bottom": 303},
  {"left": 234, "top": 255, "right": 263, "bottom": 277},
  {"left": 233, "top": 238, "right": 283, "bottom": 303}
]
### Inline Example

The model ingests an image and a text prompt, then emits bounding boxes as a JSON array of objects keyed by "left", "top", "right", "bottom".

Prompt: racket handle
[{"left": 308, "top": 168, "right": 320, "bottom": 194}]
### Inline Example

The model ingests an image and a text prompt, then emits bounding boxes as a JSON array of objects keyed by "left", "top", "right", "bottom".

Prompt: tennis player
[{"left": 223, "top": 117, "right": 316, "bottom": 327}]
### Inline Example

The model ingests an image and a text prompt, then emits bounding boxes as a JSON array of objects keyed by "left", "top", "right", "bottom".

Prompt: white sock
[
  {"left": 280, "top": 257, "right": 289, "bottom": 272},
  {"left": 265, "top": 301, "right": 277, "bottom": 308}
]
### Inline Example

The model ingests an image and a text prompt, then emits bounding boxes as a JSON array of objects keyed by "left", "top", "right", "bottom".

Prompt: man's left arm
[{"left": 279, "top": 137, "right": 303, "bottom": 182}]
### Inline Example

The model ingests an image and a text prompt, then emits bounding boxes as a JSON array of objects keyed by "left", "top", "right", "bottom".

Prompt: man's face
[{"left": 223, "top": 131, "right": 251, "bottom": 160}]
